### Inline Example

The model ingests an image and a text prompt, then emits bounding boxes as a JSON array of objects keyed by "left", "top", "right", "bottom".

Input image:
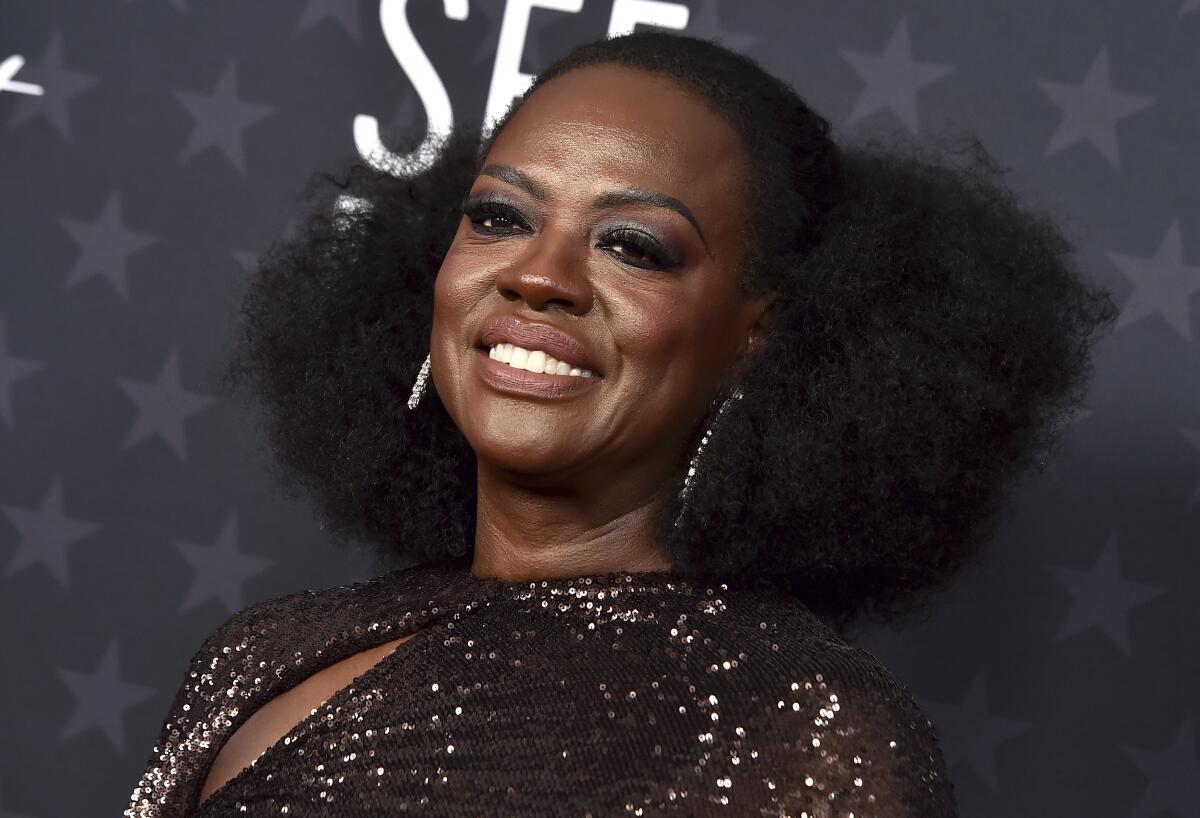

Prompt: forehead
[{"left": 483, "top": 64, "right": 747, "bottom": 219}]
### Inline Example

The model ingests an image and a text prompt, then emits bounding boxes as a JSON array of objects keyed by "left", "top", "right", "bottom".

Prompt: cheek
[
  {"left": 432, "top": 241, "right": 491, "bottom": 340},
  {"left": 431, "top": 260, "right": 458, "bottom": 331},
  {"left": 612, "top": 294, "right": 688, "bottom": 372},
  {"left": 430, "top": 245, "right": 487, "bottom": 419},
  {"left": 430, "top": 261, "right": 459, "bottom": 364},
  {"left": 611, "top": 280, "right": 739, "bottom": 383},
  {"left": 432, "top": 240, "right": 468, "bottom": 319}
]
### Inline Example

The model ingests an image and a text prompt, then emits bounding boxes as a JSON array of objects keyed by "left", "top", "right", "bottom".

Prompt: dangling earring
[
  {"left": 407, "top": 352, "right": 431, "bottom": 410},
  {"left": 674, "top": 386, "right": 744, "bottom": 528}
]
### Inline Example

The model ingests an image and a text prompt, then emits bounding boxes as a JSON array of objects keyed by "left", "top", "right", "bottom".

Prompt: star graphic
[
  {"left": 1107, "top": 219, "right": 1200, "bottom": 344},
  {"left": 6, "top": 30, "right": 99, "bottom": 141},
  {"left": 176, "top": 511, "right": 274, "bottom": 613},
  {"left": 684, "top": 0, "right": 762, "bottom": 53},
  {"left": 116, "top": 347, "right": 218, "bottom": 460},
  {"left": 59, "top": 191, "right": 159, "bottom": 300},
  {"left": 57, "top": 640, "right": 157, "bottom": 754},
  {"left": 1035, "top": 46, "right": 1154, "bottom": 168},
  {"left": 839, "top": 17, "right": 953, "bottom": 134},
  {"left": 297, "top": 0, "right": 362, "bottom": 41},
  {"left": 2, "top": 477, "right": 101, "bottom": 588},
  {"left": 174, "top": 60, "right": 274, "bottom": 173},
  {"left": 0, "top": 318, "right": 43, "bottom": 426},
  {"left": 1122, "top": 713, "right": 1200, "bottom": 818},
  {"left": 1181, "top": 0, "right": 1200, "bottom": 16},
  {"left": 1046, "top": 532, "right": 1164, "bottom": 655},
  {"left": 923, "top": 673, "right": 1033, "bottom": 791}
]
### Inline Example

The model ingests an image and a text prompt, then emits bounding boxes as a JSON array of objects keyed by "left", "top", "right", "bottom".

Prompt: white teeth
[
  {"left": 488, "top": 344, "right": 593, "bottom": 378},
  {"left": 524, "top": 350, "right": 545, "bottom": 373}
]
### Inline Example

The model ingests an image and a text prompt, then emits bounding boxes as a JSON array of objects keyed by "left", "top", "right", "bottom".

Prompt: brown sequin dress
[{"left": 124, "top": 554, "right": 958, "bottom": 817}]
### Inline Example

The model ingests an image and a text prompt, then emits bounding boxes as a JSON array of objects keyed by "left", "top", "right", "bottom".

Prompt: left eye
[
  {"left": 463, "top": 199, "right": 529, "bottom": 234},
  {"left": 602, "top": 229, "right": 676, "bottom": 271},
  {"left": 462, "top": 196, "right": 678, "bottom": 271}
]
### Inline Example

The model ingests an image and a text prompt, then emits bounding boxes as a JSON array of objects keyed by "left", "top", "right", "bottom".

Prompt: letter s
[{"left": 354, "top": 0, "right": 469, "bottom": 178}]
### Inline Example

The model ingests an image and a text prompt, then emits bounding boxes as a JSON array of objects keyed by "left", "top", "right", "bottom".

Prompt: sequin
[{"left": 124, "top": 555, "right": 957, "bottom": 817}]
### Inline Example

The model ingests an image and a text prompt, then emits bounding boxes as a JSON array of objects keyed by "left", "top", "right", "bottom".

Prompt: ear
[
  {"left": 738, "top": 292, "right": 775, "bottom": 360},
  {"left": 723, "top": 292, "right": 774, "bottom": 389}
]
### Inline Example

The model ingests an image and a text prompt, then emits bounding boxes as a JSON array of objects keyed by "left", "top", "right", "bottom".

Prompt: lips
[{"left": 476, "top": 315, "right": 602, "bottom": 376}]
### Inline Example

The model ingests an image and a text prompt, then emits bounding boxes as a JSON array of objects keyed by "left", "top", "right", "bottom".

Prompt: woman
[{"left": 125, "top": 31, "right": 1116, "bottom": 817}]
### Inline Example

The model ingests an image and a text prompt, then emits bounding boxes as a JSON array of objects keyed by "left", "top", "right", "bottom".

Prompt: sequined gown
[{"left": 124, "top": 554, "right": 957, "bottom": 817}]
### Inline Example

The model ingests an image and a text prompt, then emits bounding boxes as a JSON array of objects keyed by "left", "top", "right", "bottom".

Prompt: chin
[{"left": 464, "top": 415, "right": 583, "bottom": 473}]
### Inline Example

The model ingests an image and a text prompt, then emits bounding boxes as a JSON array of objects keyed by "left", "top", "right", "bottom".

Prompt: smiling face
[{"left": 431, "top": 63, "right": 768, "bottom": 497}]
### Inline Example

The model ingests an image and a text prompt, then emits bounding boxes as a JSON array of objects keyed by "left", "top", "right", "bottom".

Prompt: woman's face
[{"left": 432, "top": 63, "right": 767, "bottom": 493}]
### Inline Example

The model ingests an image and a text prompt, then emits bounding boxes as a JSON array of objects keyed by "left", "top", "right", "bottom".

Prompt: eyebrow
[{"left": 478, "top": 163, "right": 712, "bottom": 256}]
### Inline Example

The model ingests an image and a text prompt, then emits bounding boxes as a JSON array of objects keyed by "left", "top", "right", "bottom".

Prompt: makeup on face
[
  {"left": 459, "top": 194, "right": 682, "bottom": 272},
  {"left": 461, "top": 162, "right": 711, "bottom": 273},
  {"left": 429, "top": 63, "right": 758, "bottom": 487}
]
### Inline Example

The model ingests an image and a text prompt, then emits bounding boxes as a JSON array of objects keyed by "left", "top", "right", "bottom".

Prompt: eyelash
[{"left": 461, "top": 196, "right": 680, "bottom": 271}]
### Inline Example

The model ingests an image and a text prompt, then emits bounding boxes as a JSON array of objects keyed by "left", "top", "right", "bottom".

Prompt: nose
[{"left": 493, "top": 231, "right": 594, "bottom": 315}]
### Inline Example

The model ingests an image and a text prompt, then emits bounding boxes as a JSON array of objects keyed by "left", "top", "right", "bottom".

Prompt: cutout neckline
[
  {"left": 191, "top": 621, "right": 435, "bottom": 816},
  {"left": 188, "top": 556, "right": 745, "bottom": 815}
]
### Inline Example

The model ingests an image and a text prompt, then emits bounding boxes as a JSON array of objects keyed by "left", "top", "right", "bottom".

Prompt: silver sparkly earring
[
  {"left": 674, "top": 386, "right": 744, "bottom": 528},
  {"left": 407, "top": 352, "right": 432, "bottom": 410}
]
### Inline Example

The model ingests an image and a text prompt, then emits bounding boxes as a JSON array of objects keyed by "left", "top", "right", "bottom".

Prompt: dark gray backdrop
[{"left": 2, "top": 1, "right": 1197, "bottom": 816}]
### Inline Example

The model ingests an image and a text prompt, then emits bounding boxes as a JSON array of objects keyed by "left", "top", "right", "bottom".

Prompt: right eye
[{"left": 462, "top": 197, "right": 530, "bottom": 235}]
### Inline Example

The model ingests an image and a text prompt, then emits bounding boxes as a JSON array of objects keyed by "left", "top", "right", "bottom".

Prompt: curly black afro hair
[{"left": 216, "top": 31, "right": 1119, "bottom": 632}]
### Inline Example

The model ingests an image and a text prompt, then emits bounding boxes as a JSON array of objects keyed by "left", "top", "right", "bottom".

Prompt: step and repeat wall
[{"left": 2, "top": 1, "right": 1197, "bottom": 816}]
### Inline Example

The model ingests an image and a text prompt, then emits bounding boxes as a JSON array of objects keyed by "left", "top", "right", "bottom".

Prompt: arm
[{"left": 123, "top": 604, "right": 261, "bottom": 818}]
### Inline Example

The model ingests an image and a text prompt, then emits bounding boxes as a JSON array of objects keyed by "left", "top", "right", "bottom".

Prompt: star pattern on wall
[
  {"left": 1, "top": 4, "right": 1196, "bottom": 817},
  {"left": 6, "top": 30, "right": 98, "bottom": 141},
  {"left": 839, "top": 17, "right": 953, "bottom": 133},
  {"left": 1046, "top": 532, "right": 1165, "bottom": 655},
  {"left": 174, "top": 60, "right": 274, "bottom": 173},
  {"left": 1122, "top": 713, "right": 1200, "bottom": 818},
  {"left": 59, "top": 191, "right": 159, "bottom": 300},
  {"left": 1107, "top": 219, "right": 1200, "bottom": 344},
  {"left": 1035, "top": 46, "right": 1155, "bottom": 168},
  {"left": 2, "top": 477, "right": 102, "bottom": 588},
  {"left": 56, "top": 640, "right": 157, "bottom": 754},
  {"left": 175, "top": 511, "right": 274, "bottom": 613},
  {"left": 924, "top": 673, "right": 1034, "bottom": 791},
  {"left": 115, "top": 348, "right": 217, "bottom": 460}
]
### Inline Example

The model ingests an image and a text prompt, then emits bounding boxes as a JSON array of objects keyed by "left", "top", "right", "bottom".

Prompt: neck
[{"left": 470, "top": 460, "right": 675, "bottom": 583}]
